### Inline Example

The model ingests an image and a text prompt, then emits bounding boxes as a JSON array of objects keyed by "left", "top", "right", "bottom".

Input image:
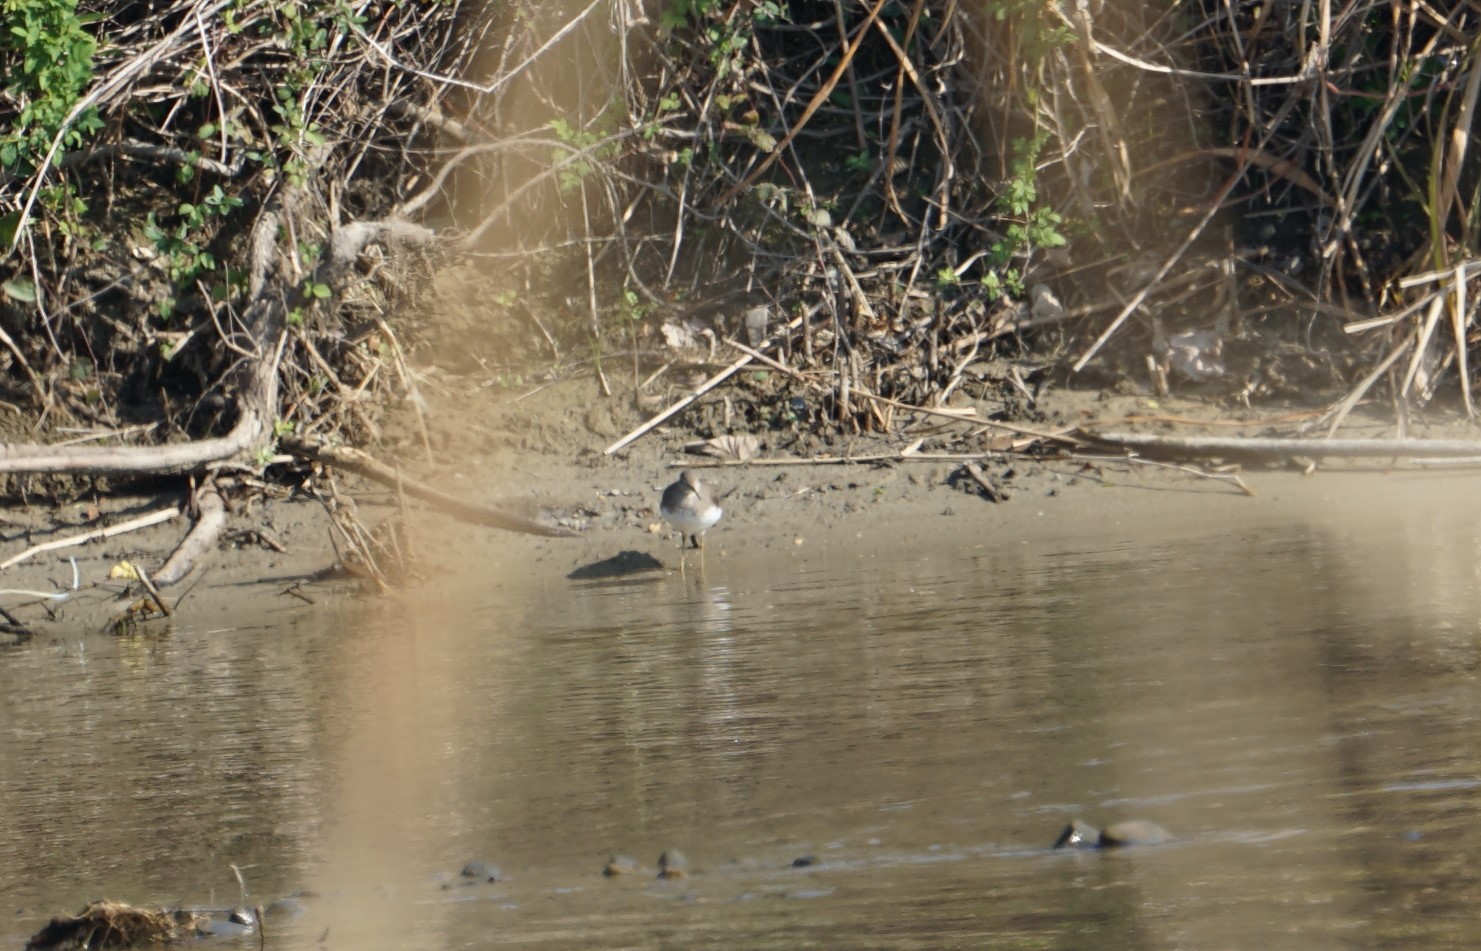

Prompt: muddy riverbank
[{"left": 2, "top": 373, "right": 1478, "bottom": 639}]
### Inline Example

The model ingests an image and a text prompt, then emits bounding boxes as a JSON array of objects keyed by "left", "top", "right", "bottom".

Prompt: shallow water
[{"left": 4, "top": 485, "right": 1481, "bottom": 949}]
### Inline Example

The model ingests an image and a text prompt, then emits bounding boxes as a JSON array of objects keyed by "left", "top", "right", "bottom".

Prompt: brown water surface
[{"left": 4, "top": 484, "right": 1481, "bottom": 949}]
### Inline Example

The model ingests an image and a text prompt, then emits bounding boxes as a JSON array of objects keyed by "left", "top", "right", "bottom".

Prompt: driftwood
[
  {"left": 285, "top": 440, "right": 578, "bottom": 538},
  {"left": 1078, "top": 430, "right": 1481, "bottom": 461},
  {"left": 155, "top": 484, "right": 226, "bottom": 586}
]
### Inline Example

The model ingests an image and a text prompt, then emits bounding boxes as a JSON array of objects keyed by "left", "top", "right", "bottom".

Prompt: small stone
[
  {"left": 657, "top": 849, "right": 689, "bottom": 879},
  {"left": 460, "top": 860, "right": 502, "bottom": 881}
]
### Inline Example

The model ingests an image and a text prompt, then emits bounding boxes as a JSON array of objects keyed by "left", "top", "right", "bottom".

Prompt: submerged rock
[
  {"left": 603, "top": 855, "right": 642, "bottom": 877},
  {"left": 1054, "top": 818, "right": 1173, "bottom": 849},
  {"left": 264, "top": 897, "right": 307, "bottom": 920},
  {"left": 460, "top": 860, "right": 502, "bottom": 882}
]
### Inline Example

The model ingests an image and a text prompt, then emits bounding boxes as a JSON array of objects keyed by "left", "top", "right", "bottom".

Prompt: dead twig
[
  {"left": 606, "top": 309, "right": 816, "bottom": 455},
  {"left": 1073, "top": 453, "right": 1256, "bottom": 497},
  {"left": 0, "top": 506, "right": 182, "bottom": 572}
]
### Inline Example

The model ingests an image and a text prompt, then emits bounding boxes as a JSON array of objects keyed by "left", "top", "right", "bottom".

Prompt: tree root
[{"left": 285, "top": 439, "right": 579, "bottom": 538}]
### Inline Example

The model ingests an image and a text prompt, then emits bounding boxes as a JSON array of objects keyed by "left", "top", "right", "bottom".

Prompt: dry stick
[
  {"left": 720, "top": 336, "right": 822, "bottom": 390},
  {"left": 678, "top": 450, "right": 961, "bottom": 469},
  {"left": 1084, "top": 454, "right": 1256, "bottom": 497},
  {"left": 852, "top": 389, "right": 1082, "bottom": 445},
  {"left": 720, "top": 334, "right": 1079, "bottom": 446},
  {"left": 1397, "top": 257, "right": 1481, "bottom": 288},
  {"left": 1325, "top": 328, "right": 1416, "bottom": 436},
  {"left": 318, "top": 476, "right": 389, "bottom": 591},
  {"left": 1068, "top": 4, "right": 1131, "bottom": 197},
  {"left": 1136, "top": 147, "right": 1336, "bottom": 206},
  {"left": 1452, "top": 261, "right": 1471, "bottom": 416},
  {"left": 1107, "top": 410, "right": 1324, "bottom": 428},
  {"left": 54, "top": 423, "right": 158, "bottom": 447},
  {"left": 375, "top": 318, "right": 434, "bottom": 464},
  {"left": 715, "top": 0, "right": 892, "bottom": 206},
  {"left": 0, "top": 506, "right": 182, "bottom": 572},
  {"left": 1400, "top": 293, "right": 1447, "bottom": 398},
  {"left": 1437, "top": 34, "right": 1481, "bottom": 235},
  {"left": 1343, "top": 292, "right": 1435, "bottom": 334},
  {"left": 348, "top": 0, "right": 603, "bottom": 97},
  {"left": 0, "top": 322, "right": 43, "bottom": 396},
  {"left": 287, "top": 441, "right": 577, "bottom": 538},
  {"left": 1078, "top": 430, "right": 1481, "bottom": 460},
  {"left": 961, "top": 461, "right": 1007, "bottom": 502},
  {"left": 1072, "top": 160, "right": 1242, "bottom": 373},
  {"left": 868, "top": 0, "right": 950, "bottom": 226},
  {"left": 604, "top": 309, "right": 814, "bottom": 455},
  {"left": 134, "top": 564, "right": 170, "bottom": 617},
  {"left": 678, "top": 439, "right": 1096, "bottom": 469}
]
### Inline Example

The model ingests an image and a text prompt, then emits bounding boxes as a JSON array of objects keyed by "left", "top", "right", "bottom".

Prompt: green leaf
[
  {"left": 2, "top": 278, "right": 37, "bottom": 302},
  {"left": 0, "top": 210, "right": 21, "bottom": 247}
]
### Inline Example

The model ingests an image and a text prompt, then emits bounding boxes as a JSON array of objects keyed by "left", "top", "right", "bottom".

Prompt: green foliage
[
  {"left": 2, "top": 276, "right": 36, "bottom": 301},
  {"left": 619, "top": 287, "right": 649, "bottom": 323},
  {"left": 549, "top": 117, "right": 618, "bottom": 191},
  {"left": 660, "top": 0, "right": 724, "bottom": 32},
  {"left": 0, "top": 0, "right": 101, "bottom": 173},
  {"left": 141, "top": 185, "right": 245, "bottom": 314},
  {"left": 986, "top": 134, "right": 1065, "bottom": 296},
  {"left": 985, "top": 0, "right": 1072, "bottom": 67},
  {"left": 662, "top": 0, "right": 788, "bottom": 74}
]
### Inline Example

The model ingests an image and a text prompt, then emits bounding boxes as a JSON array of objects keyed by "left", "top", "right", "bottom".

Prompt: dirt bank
[{"left": 3, "top": 364, "right": 1478, "bottom": 643}]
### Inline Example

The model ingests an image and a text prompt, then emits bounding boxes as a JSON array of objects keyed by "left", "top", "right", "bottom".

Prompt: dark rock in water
[
  {"left": 196, "top": 913, "right": 254, "bottom": 938},
  {"left": 177, "top": 907, "right": 256, "bottom": 938},
  {"left": 1054, "top": 818, "right": 1173, "bottom": 849},
  {"left": 790, "top": 855, "right": 818, "bottom": 868},
  {"left": 656, "top": 849, "right": 689, "bottom": 879},
  {"left": 264, "top": 897, "right": 307, "bottom": 920},
  {"left": 461, "top": 860, "right": 502, "bottom": 881},
  {"left": 603, "top": 855, "right": 641, "bottom": 877}
]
